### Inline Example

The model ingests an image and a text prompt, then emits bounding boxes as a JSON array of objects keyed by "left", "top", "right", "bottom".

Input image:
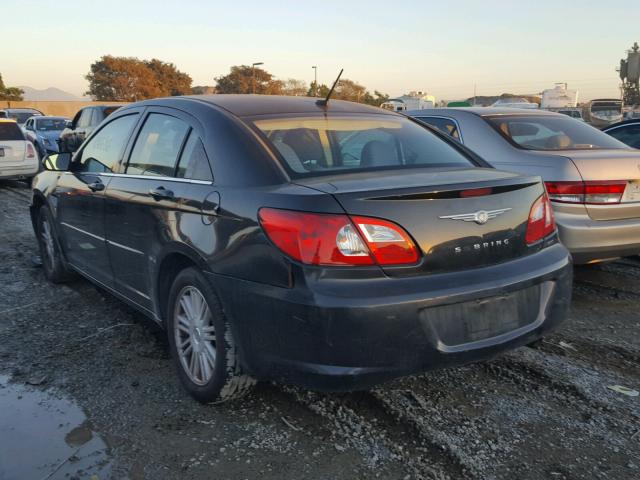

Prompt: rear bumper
[
  {"left": 555, "top": 210, "right": 640, "bottom": 263},
  {"left": 0, "top": 162, "right": 39, "bottom": 180},
  {"left": 209, "top": 243, "right": 572, "bottom": 390}
]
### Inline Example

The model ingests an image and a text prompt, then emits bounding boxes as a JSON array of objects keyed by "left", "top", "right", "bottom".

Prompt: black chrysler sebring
[{"left": 30, "top": 95, "right": 572, "bottom": 402}]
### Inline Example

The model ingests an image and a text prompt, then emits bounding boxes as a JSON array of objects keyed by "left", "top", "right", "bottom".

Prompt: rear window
[
  {"left": 485, "top": 115, "right": 627, "bottom": 151},
  {"left": 252, "top": 115, "right": 473, "bottom": 177},
  {"left": 0, "top": 122, "right": 25, "bottom": 141}
]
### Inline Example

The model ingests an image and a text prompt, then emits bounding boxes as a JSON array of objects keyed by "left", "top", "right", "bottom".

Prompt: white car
[{"left": 0, "top": 119, "right": 39, "bottom": 180}]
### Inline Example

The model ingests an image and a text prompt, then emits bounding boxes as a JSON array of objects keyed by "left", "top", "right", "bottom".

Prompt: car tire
[
  {"left": 37, "top": 207, "right": 75, "bottom": 283},
  {"left": 167, "top": 267, "right": 255, "bottom": 403}
]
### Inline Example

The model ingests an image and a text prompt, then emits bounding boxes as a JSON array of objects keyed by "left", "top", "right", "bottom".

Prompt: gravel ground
[{"left": 0, "top": 179, "right": 639, "bottom": 480}]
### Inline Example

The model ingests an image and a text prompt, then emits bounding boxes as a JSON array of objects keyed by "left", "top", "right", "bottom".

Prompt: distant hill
[{"left": 18, "top": 86, "right": 86, "bottom": 101}]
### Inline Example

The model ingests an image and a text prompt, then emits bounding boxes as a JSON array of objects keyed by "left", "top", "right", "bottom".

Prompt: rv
[{"left": 583, "top": 99, "right": 623, "bottom": 127}]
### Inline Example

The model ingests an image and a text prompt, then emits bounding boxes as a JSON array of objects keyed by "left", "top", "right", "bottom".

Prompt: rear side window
[
  {"left": 252, "top": 115, "right": 473, "bottom": 177},
  {"left": 126, "top": 113, "right": 190, "bottom": 177},
  {"left": 76, "top": 114, "right": 139, "bottom": 173},
  {"left": 76, "top": 109, "right": 93, "bottom": 129},
  {"left": 607, "top": 124, "right": 640, "bottom": 149},
  {"left": 0, "top": 122, "right": 25, "bottom": 141},
  {"left": 415, "top": 116, "right": 461, "bottom": 141},
  {"left": 176, "top": 134, "right": 213, "bottom": 181}
]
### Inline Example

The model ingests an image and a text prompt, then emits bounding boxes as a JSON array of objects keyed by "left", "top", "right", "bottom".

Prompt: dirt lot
[{"left": 0, "top": 180, "right": 639, "bottom": 480}]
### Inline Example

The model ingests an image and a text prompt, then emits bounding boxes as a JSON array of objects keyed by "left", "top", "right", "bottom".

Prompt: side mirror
[
  {"left": 43, "top": 152, "right": 72, "bottom": 172},
  {"left": 65, "top": 120, "right": 73, "bottom": 129}
]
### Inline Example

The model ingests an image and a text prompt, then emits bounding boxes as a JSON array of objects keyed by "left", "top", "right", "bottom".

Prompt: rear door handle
[
  {"left": 87, "top": 180, "right": 105, "bottom": 192},
  {"left": 149, "top": 186, "right": 174, "bottom": 201}
]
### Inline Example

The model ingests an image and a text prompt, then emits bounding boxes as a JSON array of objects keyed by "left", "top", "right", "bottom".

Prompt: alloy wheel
[{"left": 173, "top": 286, "right": 217, "bottom": 386}]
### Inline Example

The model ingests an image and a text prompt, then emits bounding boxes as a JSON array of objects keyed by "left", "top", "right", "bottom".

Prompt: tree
[
  {"left": 85, "top": 55, "right": 192, "bottom": 101},
  {"left": 145, "top": 59, "right": 192, "bottom": 96},
  {"left": 307, "top": 78, "right": 389, "bottom": 106},
  {"left": 215, "top": 65, "right": 284, "bottom": 95},
  {"left": 282, "top": 78, "right": 308, "bottom": 96},
  {"left": 0, "top": 74, "right": 24, "bottom": 101},
  {"left": 192, "top": 85, "right": 216, "bottom": 95}
]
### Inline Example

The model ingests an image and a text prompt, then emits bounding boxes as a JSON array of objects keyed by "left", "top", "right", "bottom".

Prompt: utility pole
[
  {"left": 312, "top": 66, "right": 318, "bottom": 96},
  {"left": 252, "top": 62, "right": 264, "bottom": 94}
]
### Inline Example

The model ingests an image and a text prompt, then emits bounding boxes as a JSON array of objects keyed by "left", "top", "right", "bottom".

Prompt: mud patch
[{"left": 0, "top": 374, "right": 111, "bottom": 480}]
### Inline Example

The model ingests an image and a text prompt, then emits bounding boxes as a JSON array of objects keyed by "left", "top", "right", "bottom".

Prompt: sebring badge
[{"left": 439, "top": 208, "right": 512, "bottom": 225}]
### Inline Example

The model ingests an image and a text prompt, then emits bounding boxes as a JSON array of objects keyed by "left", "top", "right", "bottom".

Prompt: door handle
[
  {"left": 87, "top": 180, "right": 105, "bottom": 192},
  {"left": 149, "top": 186, "right": 174, "bottom": 201}
]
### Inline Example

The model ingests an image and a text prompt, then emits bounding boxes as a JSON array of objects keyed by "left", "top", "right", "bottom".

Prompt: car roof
[
  {"left": 2, "top": 108, "right": 43, "bottom": 113},
  {"left": 132, "top": 94, "right": 394, "bottom": 118},
  {"left": 406, "top": 107, "right": 560, "bottom": 117},
  {"left": 603, "top": 119, "right": 640, "bottom": 130}
]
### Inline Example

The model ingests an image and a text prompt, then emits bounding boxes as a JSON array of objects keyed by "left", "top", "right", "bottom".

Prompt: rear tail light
[
  {"left": 545, "top": 181, "right": 627, "bottom": 205},
  {"left": 258, "top": 208, "right": 419, "bottom": 266},
  {"left": 26, "top": 142, "right": 36, "bottom": 159},
  {"left": 526, "top": 193, "right": 556, "bottom": 245}
]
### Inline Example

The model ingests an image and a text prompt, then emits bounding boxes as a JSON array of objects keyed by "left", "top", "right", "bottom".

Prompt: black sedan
[
  {"left": 31, "top": 95, "right": 572, "bottom": 403},
  {"left": 603, "top": 119, "right": 640, "bottom": 149}
]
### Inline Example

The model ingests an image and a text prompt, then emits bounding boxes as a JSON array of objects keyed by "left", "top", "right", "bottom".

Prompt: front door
[
  {"left": 54, "top": 113, "right": 140, "bottom": 286},
  {"left": 104, "top": 109, "right": 197, "bottom": 310}
]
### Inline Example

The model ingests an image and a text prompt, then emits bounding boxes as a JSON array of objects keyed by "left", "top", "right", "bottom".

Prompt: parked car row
[{"left": 19, "top": 94, "right": 640, "bottom": 405}]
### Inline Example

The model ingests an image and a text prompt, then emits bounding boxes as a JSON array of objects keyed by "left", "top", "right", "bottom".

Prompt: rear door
[
  {"left": 103, "top": 108, "right": 195, "bottom": 310},
  {"left": 0, "top": 122, "right": 26, "bottom": 166},
  {"left": 54, "top": 112, "right": 140, "bottom": 286}
]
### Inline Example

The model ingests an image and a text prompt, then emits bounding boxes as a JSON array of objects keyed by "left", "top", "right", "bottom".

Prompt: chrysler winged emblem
[{"left": 439, "top": 208, "right": 512, "bottom": 225}]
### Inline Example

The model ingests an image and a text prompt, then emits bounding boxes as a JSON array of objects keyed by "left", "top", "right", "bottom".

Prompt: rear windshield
[
  {"left": 485, "top": 114, "right": 627, "bottom": 151},
  {"left": 252, "top": 115, "right": 474, "bottom": 177},
  {"left": 0, "top": 122, "right": 25, "bottom": 141},
  {"left": 36, "top": 118, "right": 67, "bottom": 131}
]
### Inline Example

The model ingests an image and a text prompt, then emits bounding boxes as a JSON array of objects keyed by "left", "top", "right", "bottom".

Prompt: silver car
[{"left": 408, "top": 108, "right": 640, "bottom": 264}]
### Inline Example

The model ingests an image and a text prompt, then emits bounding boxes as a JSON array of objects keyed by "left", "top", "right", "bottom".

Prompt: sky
[{"left": 2, "top": 0, "right": 639, "bottom": 101}]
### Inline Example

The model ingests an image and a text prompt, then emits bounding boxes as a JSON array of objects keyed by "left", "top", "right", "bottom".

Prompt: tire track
[{"left": 282, "top": 386, "right": 460, "bottom": 480}]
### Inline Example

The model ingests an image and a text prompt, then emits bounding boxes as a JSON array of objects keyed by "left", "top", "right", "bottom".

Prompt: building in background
[
  {"left": 541, "top": 83, "right": 579, "bottom": 110},
  {"left": 381, "top": 91, "right": 436, "bottom": 112}
]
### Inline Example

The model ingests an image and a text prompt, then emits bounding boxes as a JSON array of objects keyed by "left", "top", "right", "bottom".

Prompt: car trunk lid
[
  {"left": 0, "top": 140, "right": 26, "bottom": 165},
  {"left": 562, "top": 149, "right": 640, "bottom": 220},
  {"left": 295, "top": 167, "right": 545, "bottom": 276}
]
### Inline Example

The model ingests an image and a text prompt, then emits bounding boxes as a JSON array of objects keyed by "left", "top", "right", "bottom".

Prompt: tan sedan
[{"left": 409, "top": 108, "right": 640, "bottom": 263}]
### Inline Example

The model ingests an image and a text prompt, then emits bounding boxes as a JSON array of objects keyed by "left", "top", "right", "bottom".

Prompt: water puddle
[{"left": 0, "top": 374, "right": 111, "bottom": 480}]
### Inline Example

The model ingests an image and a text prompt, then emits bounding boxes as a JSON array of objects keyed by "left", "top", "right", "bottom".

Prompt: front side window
[
  {"left": 485, "top": 115, "right": 628, "bottom": 151},
  {"left": 126, "top": 113, "right": 190, "bottom": 177},
  {"left": 414, "top": 117, "right": 461, "bottom": 141},
  {"left": 607, "top": 124, "right": 640, "bottom": 149},
  {"left": 176, "top": 133, "right": 213, "bottom": 181},
  {"left": 252, "top": 115, "right": 474, "bottom": 177},
  {"left": 76, "top": 114, "right": 138, "bottom": 173}
]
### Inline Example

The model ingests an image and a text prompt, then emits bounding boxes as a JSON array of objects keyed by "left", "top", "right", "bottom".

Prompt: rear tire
[
  {"left": 166, "top": 267, "right": 255, "bottom": 403},
  {"left": 37, "top": 207, "right": 75, "bottom": 283}
]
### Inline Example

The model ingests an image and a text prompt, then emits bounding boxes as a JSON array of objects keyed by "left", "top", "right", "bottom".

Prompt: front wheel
[
  {"left": 37, "top": 207, "right": 75, "bottom": 283},
  {"left": 167, "top": 267, "right": 255, "bottom": 403}
]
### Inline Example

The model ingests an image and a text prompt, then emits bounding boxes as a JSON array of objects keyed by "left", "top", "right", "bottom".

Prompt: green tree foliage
[
  {"left": 282, "top": 78, "right": 308, "bottom": 96},
  {"left": 144, "top": 59, "right": 193, "bottom": 96},
  {"left": 307, "top": 79, "right": 389, "bottom": 106},
  {"left": 215, "top": 65, "right": 284, "bottom": 94},
  {"left": 0, "top": 74, "right": 24, "bottom": 101},
  {"left": 85, "top": 55, "right": 192, "bottom": 101}
]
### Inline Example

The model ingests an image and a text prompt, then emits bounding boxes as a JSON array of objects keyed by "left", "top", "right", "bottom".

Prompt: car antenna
[{"left": 316, "top": 68, "right": 343, "bottom": 106}]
